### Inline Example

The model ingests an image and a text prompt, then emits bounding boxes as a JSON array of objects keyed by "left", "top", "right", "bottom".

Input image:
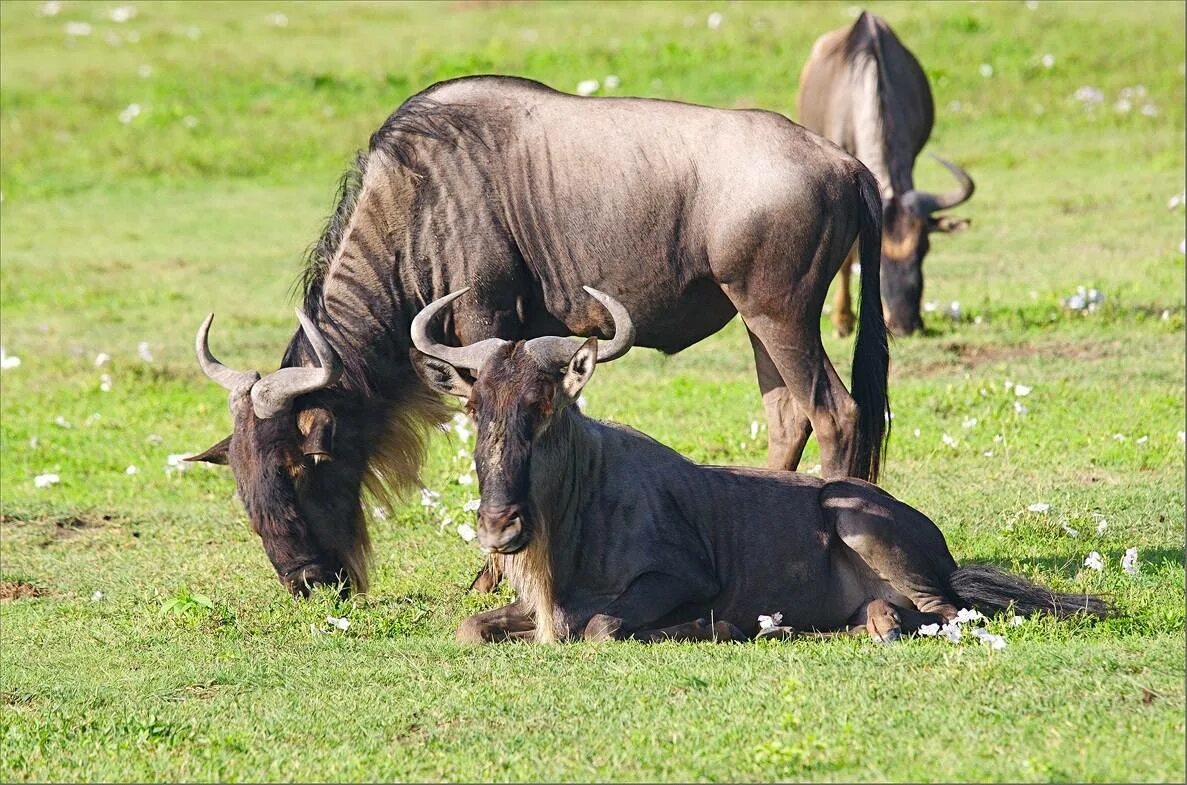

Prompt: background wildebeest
[
  {"left": 190, "top": 75, "right": 890, "bottom": 596},
  {"left": 409, "top": 289, "right": 1110, "bottom": 643},
  {"left": 798, "top": 11, "right": 975, "bottom": 337}
]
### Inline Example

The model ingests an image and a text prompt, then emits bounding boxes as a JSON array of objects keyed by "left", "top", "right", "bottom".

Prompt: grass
[{"left": 1, "top": 0, "right": 1184, "bottom": 781}]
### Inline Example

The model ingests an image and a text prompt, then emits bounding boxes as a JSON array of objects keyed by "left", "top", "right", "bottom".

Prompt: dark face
[
  {"left": 466, "top": 344, "right": 560, "bottom": 554},
  {"left": 879, "top": 198, "right": 929, "bottom": 337},
  {"left": 195, "top": 390, "right": 372, "bottom": 596}
]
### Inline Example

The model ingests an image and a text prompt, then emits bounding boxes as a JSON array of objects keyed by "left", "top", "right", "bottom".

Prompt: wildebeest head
[
  {"left": 410, "top": 287, "right": 634, "bottom": 555},
  {"left": 880, "top": 155, "right": 974, "bottom": 336},
  {"left": 188, "top": 310, "right": 372, "bottom": 596}
]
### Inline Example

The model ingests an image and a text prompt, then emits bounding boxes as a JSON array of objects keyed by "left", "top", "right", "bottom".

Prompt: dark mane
[
  {"left": 843, "top": 12, "right": 912, "bottom": 194},
  {"left": 293, "top": 151, "right": 369, "bottom": 313}
]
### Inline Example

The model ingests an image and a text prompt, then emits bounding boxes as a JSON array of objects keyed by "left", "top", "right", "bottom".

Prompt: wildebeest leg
[
  {"left": 746, "top": 328, "right": 812, "bottom": 471},
  {"left": 467, "top": 557, "right": 502, "bottom": 593},
  {"left": 832, "top": 245, "right": 858, "bottom": 338},
  {"left": 584, "top": 614, "right": 745, "bottom": 643},
  {"left": 821, "top": 482, "right": 961, "bottom": 620},
  {"left": 456, "top": 601, "right": 535, "bottom": 643}
]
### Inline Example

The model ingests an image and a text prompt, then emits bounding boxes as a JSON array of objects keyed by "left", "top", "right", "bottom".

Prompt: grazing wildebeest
[
  {"left": 189, "top": 75, "right": 890, "bottom": 596},
  {"left": 798, "top": 12, "right": 975, "bottom": 337},
  {"left": 410, "top": 289, "right": 1110, "bottom": 643}
]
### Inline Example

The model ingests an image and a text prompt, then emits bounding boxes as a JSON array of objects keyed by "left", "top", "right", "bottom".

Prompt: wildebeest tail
[
  {"left": 948, "top": 564, "right": 1114, "bottom": 618},
  {"left": 850, "top": 168, "right": 890, "bottom": 484}
]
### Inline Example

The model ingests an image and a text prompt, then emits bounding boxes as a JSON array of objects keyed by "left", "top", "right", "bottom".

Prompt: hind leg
[
  {"left": 747, "top": 328, "right": 813, "bottom": 471},
  {"left": 831, "top": 244, "right": 858, "bottom": 338},
  {"left": 822, "top": 482, "right": 961, "bottom": 620}
]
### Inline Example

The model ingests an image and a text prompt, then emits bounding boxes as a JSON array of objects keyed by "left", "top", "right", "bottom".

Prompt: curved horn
[
  {"left": 195, "top": 313, "right": 261, "bottom": 393},
  {"left": 523, "top": 287, "right": 636, "bottom": 367},
  {"left": 913, "top": 154, "right": 975, "bottom": 214},
  {"left": 410, "top": 288, "right": 509, "bottom": 371},
  {"left": 250, "top": 309, "right": 343, "bottom": 419}
]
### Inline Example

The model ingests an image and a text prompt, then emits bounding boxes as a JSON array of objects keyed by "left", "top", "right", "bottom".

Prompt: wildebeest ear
[
  {"left": 561, "top": 337, "right": 598, "bottom": 401},
  {"left": 185, "top": 435, "right": 231, "bottom": 465},
  {"left": 930, "top": 215, "right": 971, "bottom": 234},
  {"left": 410, "top": 348, "right": 472, "bottom": 400}
]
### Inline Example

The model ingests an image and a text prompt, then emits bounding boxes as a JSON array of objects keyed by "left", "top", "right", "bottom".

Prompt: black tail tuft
[
  {"left": 850, "top": 168, "right": 890, "bottom": 484},
  {"left": 949, "top": 564, "right": 1114, "bottom": 619}
]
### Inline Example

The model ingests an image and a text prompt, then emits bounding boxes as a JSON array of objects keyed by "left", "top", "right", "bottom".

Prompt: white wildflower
[
  {"left": 707, "top": 11, "right": 723, "bottom": 29},
  {"left": 463, "top": 498, "right": 481, "bottom": 513},
  {"left": 1013, "top": 401, "right": 1028, "bottom": 415},
  {"left": 29, "top": 437, "right": 39, "bottom": 449},
  {"left": 923, "top": 301, "right": 938, "bottom": 313},
  {"left": 971, "top": 627, "right": 1007, "bottom": 650},
  {"left": 54, "top": 416, "right": 72, "bottom": 428},
  {"left": 1004, "top": 379, "right": 1014, "bottom": 390},
  {"left": 109, "top": 6, "right": 136, "bottom": 22},
  {"left": 982, "top": 450, "right": 994, "bottom": 457},
  {"left": 749, "top": 420, "right": 760, "bottom": 440},
  {"left": 757, "top": 612, "right": 783, "bottom": 631},
  {"left": 938, "top": 623, "right": 962, "bottom": 643},
  {"left": 962, "top": 417, "right": 978, "bottom": 429},
  {"left": 1093, "top": 513, "right": 1108, "bottom": 534},
  {"left": 979, "top": 63, "right": 994, "bottom": 78},
  {"left": 34, "top": 473, "right": 60, "bottom": 488},
  {"left": 1113, "top": 432, "right": 1127, "bottom": 442},
  {"left": 1136, "top": 435, "right": 1148, "bottom": 445},
  {"left": 1083, "top": 551, "right": 1104, "bottom": 571},
  {"left": 1041, "top": 53, "right": 1055, "bottom": 69},
  {"left": 145, "top": 433, "right": 163, "bottom": 444},
  {"left": 1168, "top": 192, "right": 1185, "bottom": 211},
  {"left": 1074, "top": 86, "right": 1104, "bottom": 105},
  {"left": 91, "top": 591, "right": 104, "bottom": 602},
  {"left": 1122, "top": 547, "right": 1139, "bottom": 576},
  {"left": 165, "top": 453, "right": 191, "bottom": 473},
  {"left": 1010, "top": 615, "right": 1025, "bottom": 626},
  {"left": 64, "top": 21, "right": 92, "bottom": 36},
  {"left": 917, "top": 623, "right": 940, "bottom": 637},
  {"left": 458, "top": 473, "right": 474, "bottom": 485},
  {"left": 948, "top": 301, "right": 961, "bottom": 320},
  {"left": 912, "top": 428, "right": 921, "bottom": 438},
  {"left": 457, "top": 522, "right": 477, "bottom": 542},
  {"left": 603, "top": 74, "right": 620, "bottom": 89},
  {"left": 954, "top": 608, "right": 986, "bottom": 625},
  {"left": 326, "top": 616, "right": 350, "bottom": 631},
  {"left": 942, "top": 433, "right": 958, "bottom": 449},
  {"left": 1140, "top": 103, "right": 1158, "bottom": 117},
  {"left": 39, "top": 1, "right": 62, "bottom": 16},
  {"left": 99, "top": 373, "right": 112, "bottom": 392},
  {"left": 1027, "top": 502, "right": 1050, "bottom": 513},
  {"left": 0, "top": 347, "right": 20, "bottom": 370},
  {"left": 420, "top": 488, "right": 440, "bottom": 507},
  {"left": 125, "top": 465, "right": 139, "bottom": 475},
  {"left": 118, "top": 103, "right": 142, "bottom": 124},
  {"left": 137, "top": 342, "right": 153, "bottom": 362},
  {"left": 576, "top": 79, "right": 599, "bottom": 96},
  {"left": 267, "top": 11, "right": 288, "bottom": 27},
  {"left": 1114, "top": 98, "right": 1132, "bottom": 114},
  {"left": 94, "top": 352, "right": 111, "bottom": 367},
  {"left": 1062, "top": 523, "right": 1080, "bottom": 538},
  {"left": 85, "top": 412, "right": 101, "bottom": 426},
  {"left": 371, "top": 506, "right": 387, "bottom": 520},
  {"left": 1013, "top": 384, "right": 1032, "bottom": 397}
]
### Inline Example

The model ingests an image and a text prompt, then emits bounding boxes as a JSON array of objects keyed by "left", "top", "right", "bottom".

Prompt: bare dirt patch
[
  {"left": 0, "top": 581, "right": 46, "bottom": 602},
  {"left": 900, "top": 338, "right": 1127, "bottom": 379}
]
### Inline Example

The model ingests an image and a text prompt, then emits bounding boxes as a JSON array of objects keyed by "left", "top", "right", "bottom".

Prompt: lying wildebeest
[
  {"left": 798, "top": 12, "right": 975, "bottom": 337},
  {"left": 411, "top": 289, "right": 1110, "bottom": 643},
  {"left": 189, "top": 75, "right": 890, "bottom": 596}
]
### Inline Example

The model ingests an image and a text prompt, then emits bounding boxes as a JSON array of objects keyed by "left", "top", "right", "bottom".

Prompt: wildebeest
[
  {"left": 190, "top": 75, "right": 890, "bottom": 596},
  {"left": 410, "top": 289, "right": 1110, "bottom": 643},
  {"left": 798, "top": 12, "right": 975, "bottom": 337}
]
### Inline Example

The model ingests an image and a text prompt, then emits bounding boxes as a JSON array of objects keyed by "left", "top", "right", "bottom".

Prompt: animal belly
[{"left": 617, "top": 277, "right": 738, "bottom": 354}]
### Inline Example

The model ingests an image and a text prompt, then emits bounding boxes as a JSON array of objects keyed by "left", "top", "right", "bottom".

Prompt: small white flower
[
  {"left": 267, "top": 11, "right": 288, "bottom": 27},
  {"left": 109, "top": 6, "right": 136, "bottom": 22},
  {"left": 1122, "top": 547, "right": 1139, "bottom": 576},
  {"left": 125, "top": 465, "right": 139, "bottom": 475},
  {"left": 145, "top": 433, "right": 163, "bottom": 444},
  {"left": 942, "top": 433, "right": 958, "bottom": 449},
  {"left": 603, "top": 74, "right": 620, "bottom": 89},
  {"left": 99, "top": 373, "right": 112, "bottom": 392},
  {"left": 923, "top": 301, "right": 938, "bottom": 313},
  {"left": 420, "top": 488, "right": 440, "bottom": 507},
  {"left": 1013, "top": 401, "right": 1028, "bottom": 415},
  {"left": 1027, "top": 502, "right": 1050, "bottom": 513},
  {"left": 94, "top": 352, "right": 111, "bottom": 367},
  {"left": 707, "top": 11, "right": 723, "bottom": 29},
  {"left": 85, "top": 412, "right": 101, "bottom": 426},
  {"left": 165, "top": 453, "right": 191, "bottom": 473},
  {"left": 326, "top": 616, "right": 350, "bottom": 631},
  {"left": 576, "top": 79, "right": 599, "bottom": 96},
  {"left": 0, "top": 347, "right": 20, "bottom": 370},
  {"left": 64, "top": 21, "right": 92, "bottom": 36},
  {"left": 137, "top": 342, "right": 153, "bottom": 362},
  {"left": 456, "top": 448, "right": 469, "bottom": 459},
  {"left": 1114, "top": 98, "right": 1132, "bottom": 114},
  {"left": 971, "top": 627, "right": 1008, "bottom": 650},
  {"left": 917, "top": 623, "right": 940, "bottom": 637},
  {"left": 1136, "top": 435, "right": 1148, "bottom": 445},
  {"left": 1013, "top": 384, "right": 1032, "bottom": 397},
  {"left": 913, "top": 428, "right": 921, "bottom": 438},
  {"left": 34, "top": 473, "right": 60, "bottom": 488},
  {"left": 457, "top": 523, "right": 477, "bottom": 542},
  {"left": 1041, "top": 53, "right": 1055, "bottom": 69},
  {"left": 29, "top": 437, "right": 39, "bottom": 449},
  {"left": 948, "top": 301, "right": 961, "bottom": 319},
  {"left": 750, "top": 420, "right": 760, "bottom": 440},
  {"left": 91, "top": 591, "right": 104, "bottom": 602},
  {"left": 1010, "top": 615, "right": 1025, "bottom": 627},
  {"left": 1168, "top": 192, "right": 1185, "bottom": 211},
  {"left": 118, "top": 103, "right": 142, "bottom": 124},
  {"left": 1074, "top": 86, "right": 1104, "bottom": 105},
  {"left": 54, "top": 416, "right": 72, "bottom": 429},
  {"left": 39, "top": 1, "right": 62, "bottom": 16},
  {"left": 1140, "top": 103, "right": 1158, "bottom": 117},
  {"left": 979, "top": 63, "right": 994, "bottom": 78},
  {"left": 757, "top": 612, "right": 783, "bottom": 631},
  {"left": 371, "top": 506, "right": 387, "bottom": 520},
  {"left": 1083, "top": 551, "right": 1104, "bottom": 571},
  {"left": 962, "top": 417, "right": 978, "bottom": 430},
  {"left": 939, "top": 623, "right": 962, "bottom": 643},
  {"left": 463, "top": 498, "right": 481, "bottom": 513},
  {"left": 1062, "top": 524, "right": 1080, "bottom": 538},
  {"left": 457, "top": 473, "right": 474, "bottom": 485},
  {"left": 982, "top": 450, "right": 994, "bottom": 458},
  {"left": 1113, "top": 432, "right": 1127, "bottom": 442},
  {"left": 954, "top": 608, "right": 986, "bottom": 625}
]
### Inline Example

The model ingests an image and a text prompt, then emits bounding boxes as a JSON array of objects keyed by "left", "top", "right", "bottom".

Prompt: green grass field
[{"left": 1, "top": 1, "right": 1184, "bottom": 781}]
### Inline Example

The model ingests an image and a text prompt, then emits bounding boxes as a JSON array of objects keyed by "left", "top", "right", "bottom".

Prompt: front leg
[
  {"left": 456, "top": 601, "right": 534, "bottom": 644},
  {"left": 573, "top": 570, "right": 723, "bottom": 642},
  {"left": 583, "top": 614, "right": 745, "bottom": 643}
]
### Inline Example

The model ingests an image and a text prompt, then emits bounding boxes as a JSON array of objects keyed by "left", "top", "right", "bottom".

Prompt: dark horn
[
  {"left": 195, "top": 313, "right": 261, "bottom": 393},
  {"left": 409, "top": 288, "right": 509, "bottom": 371},
  {"left": 249, "top": 309, "right": 344, "bottom": 419},
  {"left": 914, "top": 154, "right": 975, "bottom": 214}
]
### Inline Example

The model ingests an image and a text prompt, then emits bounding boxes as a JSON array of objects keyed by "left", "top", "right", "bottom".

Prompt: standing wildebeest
[
  {"left": 798, "top": 12, "right": 975, "bottom": 337},
  {"left": 409, "top": 289, "right": 1110, "bottom": 643},
  {"left": 189, "top": 75, "right": 889, "bottom": 596}
]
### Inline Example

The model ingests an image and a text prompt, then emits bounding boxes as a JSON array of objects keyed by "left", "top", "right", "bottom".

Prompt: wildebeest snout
[{"left": 477, "top": 504, "right": 526, "bottom": 553}]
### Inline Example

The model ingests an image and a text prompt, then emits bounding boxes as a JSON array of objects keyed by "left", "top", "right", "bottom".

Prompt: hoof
[{"left": 871, "top": 627, "right": 902, "bottom": 644}]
